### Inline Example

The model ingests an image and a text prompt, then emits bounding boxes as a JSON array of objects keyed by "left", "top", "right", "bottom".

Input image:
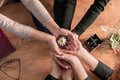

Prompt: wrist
[
  {"left": 77, "top": 48, "right": 89, "bottom": 60},
  {"left": 70, "top": 57, "right": 80, "bottom": 67},
  {"left": 50, "top": 68, "right": 61, "bottom": 79},
  {"left": 45, "top": 19, "right": 60, "bottom": 36},
  {"left": 71, "top": 60, "right": 82, "bottom": 74},
  {"left": 72, "top": 31, "right": 79, "bottom": 38},
  {"left": 46, "top": 35, "right": 55, "bottom": 42},
  {"left": 72, "top": 60, "right": 88, "bottom": 80},
  {"left": 52, "top": 27, "right": 61, "bottom": 37}
]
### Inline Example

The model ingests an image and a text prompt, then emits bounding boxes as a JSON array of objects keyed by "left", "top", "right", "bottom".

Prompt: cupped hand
[
  {"left": 54, "top": 28, "right": 78, "bottom": 51},
  {"left": 60, "top": 36, "right": 87, "bottom": 57},
  {"left": 47, "top": 35, "right": 63, "bottom": 55}
]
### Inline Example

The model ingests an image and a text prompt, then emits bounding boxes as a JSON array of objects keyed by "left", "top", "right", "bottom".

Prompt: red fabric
[{"left": 0, "top": 29, "right": 15, "bottom": 59}]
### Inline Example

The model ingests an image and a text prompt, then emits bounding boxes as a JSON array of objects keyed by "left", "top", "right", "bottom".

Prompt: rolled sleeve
[
  {"left": 0, "top": 14, "right": 33, "bottom": 38},
  {"left": 21, "top": 0, "right": 52, "bottom": 26}
]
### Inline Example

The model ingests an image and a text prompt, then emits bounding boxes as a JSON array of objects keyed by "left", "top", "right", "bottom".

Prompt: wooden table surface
[{"left": 0, "top": 0, "right": 120, "bottom": 80}]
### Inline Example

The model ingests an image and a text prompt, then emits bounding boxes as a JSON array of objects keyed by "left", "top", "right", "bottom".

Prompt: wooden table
[{"left": 0, "top": 0, "right": 120, "bottom": 80}]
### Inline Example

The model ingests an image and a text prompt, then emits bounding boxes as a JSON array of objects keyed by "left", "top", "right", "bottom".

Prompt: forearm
[
  {"left": 77, "top": 47, "right": 113, "bottom": 80},
  {"left": 0, "top": 14, "right": 55, "bottom": 43},
  {"left": 78, "top": 47, "right": 98, "bottom": 71},
  {"left": 21, "top": 0, "right": 60, "bottom": 35},
  {"left": 0, "top": 14, "right": 33, "bottom": 38},
  {"left": 73, "top": 0, "right": 110, "bottom": 36},
  {"left": 45, "top": 19, "right": 60, "bottom": 36},
  {"left": 72, "top": 60, "right": 88, "bottom": 80},
  {"left": 21, "top": 0, "right": 51, "bottom": 26},
  {"left": 30, "top": 29, "right": 54, "bottom": 43}
]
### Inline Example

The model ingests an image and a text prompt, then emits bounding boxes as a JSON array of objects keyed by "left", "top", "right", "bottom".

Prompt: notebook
[{"left": 0, "top": 29, "right": 15, "bottom": 59}]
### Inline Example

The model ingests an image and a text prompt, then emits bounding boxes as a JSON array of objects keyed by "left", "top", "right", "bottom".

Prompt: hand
[
  {"left": 50, "top": 51, "right": 71, "bottom": 69},
  {"left": 56, "top": 53, "right": 79, "bottom": 66},
  {"left": 54, "top": 28, "right": 78, "bottom": 51},
  {"left": 50, "top": 51, "right": 72, "bottom": 79},
  {"left": 56, "top": 53, "right": 88, "bottom": 80},
  {"left": 50, "top": 54, "right": 73, "bottom": 80},
  {"left": 47, "top": 35, "right": 64, "bottom": 55},
  {"left": 61, "top": 37, "right": 87, "bottom": 57}
]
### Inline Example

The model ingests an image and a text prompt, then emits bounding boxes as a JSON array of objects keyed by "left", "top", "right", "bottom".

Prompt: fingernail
[{"left": 66, "top": 66, "right": 68, "bottom": 69}]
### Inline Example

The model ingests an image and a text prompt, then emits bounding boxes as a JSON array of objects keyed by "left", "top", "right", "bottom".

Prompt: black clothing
[
  {"left": 73, "top": 0, "right": 110, "bottom": 36},
  {"left": 92, "top": 61, "right": 113, "bottom": 80},
  {"left": 31, "top": 0, "right": 110, "bottom": 37},
  {"left": 45, "top": 61, "right": 113, "bottom": 80},
  {"left": 44, "top": 74, "right": 90, "bottom": 80},
  {"left": 45, "top": 74, "right": 58, "bottom": 80},
  {"left": 85, "top": 77, "right": 92, "bottom": 80},
  {"left": 31, "top": 14, "right": 51, "bottom": 34},
  {"left": 54, "top": 0, "right": 77, "bottom": 30}
]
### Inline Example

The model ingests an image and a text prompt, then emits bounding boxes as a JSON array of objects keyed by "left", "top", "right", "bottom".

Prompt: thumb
[
  {"left": 61, "top": 49, "right": 75, "bottom": 54},
  {"left": 56, "top": 54, "right": 69, "bottom": 61},
  {"left": 55, "top": 54, "right": 64, "bottom": 59},
  {"left": 52, "top": 47, "right": 63, "bottom": 55}
]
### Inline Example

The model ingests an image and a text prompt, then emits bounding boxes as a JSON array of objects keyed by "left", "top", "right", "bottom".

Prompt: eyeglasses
[{"left": 0, "top": 59, "right": 21, "bottom": 80}]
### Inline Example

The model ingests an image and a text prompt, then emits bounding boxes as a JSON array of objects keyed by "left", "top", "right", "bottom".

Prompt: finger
[
  {"left": 65, "top": 46, "right": 70, "bottom": 50},
  {"left": 68, "top": 45, "right": 74, "bottom": 51},
  {"left": 72, "top": 39, "right": 78, "bottom": 50},
  {"left": 61, "top": 49, "right": 75, "bottom": 54},
  {"left": 62, "top": 60, "right": 71, "bottom": 68},
  {"left": 52, "top": 49, "right": 64, "bottom": 55},
  {"left": 67, "top": 40, "right": 76, "bottom": 50},
  {"left": 67, "top": 34, "right": 74, "bottom": 41},
  {"left": 50, "top": 51, "right": 62, "bottom": 61},
  {"left": 55, "top": 58, "right": 70, "bottom": 69},
  {"left": 65, "top": 45, "right": 74, "bottom": 51},
  {"left": 67, "top": 36, "right": 78, "bottom": 50},
  {"left": 55, "top": 54, "right": 68, "bottom": 61},
  {"left": 65, "top": 34, "right": 77, "bottom": 50}
]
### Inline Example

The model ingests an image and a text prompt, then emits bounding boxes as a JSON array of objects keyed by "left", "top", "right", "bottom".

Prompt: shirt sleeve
[
  {"left": 45, "top": 74, "right": 58, "bottom": 80},
  {"left": 73, "top": 0, "right": 110, "bottom": 36},
  {"left": 85, "top": 76, "right": 92, "bottom": 80},
  {"left": 91, "top": 61, "right": 113, "bottom": 80},
  {"left": 0, "top": 13, "right": 33, "bottom": 38},
  {"left": 21, "top": 0, "right": 52, "bottom": 26}
]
